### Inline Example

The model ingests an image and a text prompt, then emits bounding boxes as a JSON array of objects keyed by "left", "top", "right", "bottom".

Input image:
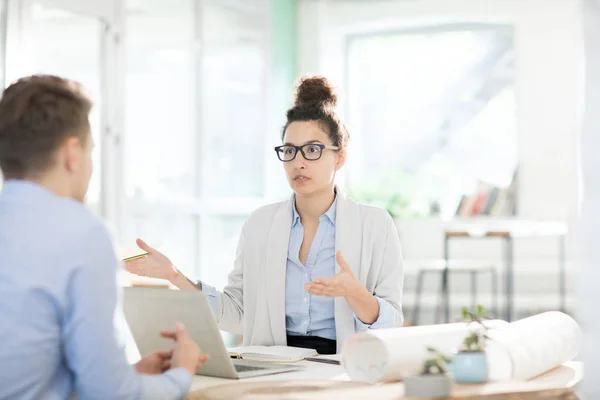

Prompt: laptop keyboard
[{"left": 234, "top": 364, "right": 268, "bottom": 373}]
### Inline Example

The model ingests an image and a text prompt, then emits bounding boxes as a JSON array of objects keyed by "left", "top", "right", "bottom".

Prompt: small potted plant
[
  {"left": 404, "top": 347, "right": 453, "bottom": 398},
  {"left": 450, "top": 305, "right": 489, "bottom": 384}
]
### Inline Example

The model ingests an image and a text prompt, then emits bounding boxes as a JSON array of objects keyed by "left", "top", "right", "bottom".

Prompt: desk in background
[{"left": 438, "top": 219, "right": 567, "bottom": 323}]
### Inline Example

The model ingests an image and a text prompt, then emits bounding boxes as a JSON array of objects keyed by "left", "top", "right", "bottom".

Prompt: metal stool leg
[
  {"left": 471, "top": 271, "right": 477, "bottom": 310},
  {"left": 435, "top": 267, "right": 449, "bottom": 324},
  {"left": 442, "top": 237, "right": 450, "bottom": 323},
  {"left": 491, "top": 268, "right": 499, "bottom": 318},
  {"left": 412, "top": 270, "right": 426, "bottom": 325}
]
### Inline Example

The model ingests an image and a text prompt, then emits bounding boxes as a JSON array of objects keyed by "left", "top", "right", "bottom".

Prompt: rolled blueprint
[
  {"left": 341, "top": 312, "right": 581, "bottom": 383},
  {"left": 341, "top": 319, "right": 509, "bottom": 383},
  {"left": 486, "top": 311, "right": 582, "bottom": 381}
]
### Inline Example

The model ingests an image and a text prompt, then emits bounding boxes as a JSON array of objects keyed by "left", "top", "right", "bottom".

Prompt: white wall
[
  {"left": 579, "top": 0, "right": 600, "bottom": 396},
  {"left": 297, "top": 0, "right": 584, "bottom": 272}
]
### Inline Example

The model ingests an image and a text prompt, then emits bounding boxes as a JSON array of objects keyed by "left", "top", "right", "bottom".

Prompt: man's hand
[
  {"left": 160, "top": 323, "right": 210, "bottom": 376},
  {"left": 134, "top": 350, "right": 173, "bottom": 375}
]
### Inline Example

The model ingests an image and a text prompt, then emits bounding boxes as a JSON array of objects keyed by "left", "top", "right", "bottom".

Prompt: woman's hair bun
[{"left": 294, "top": 75, "right": 337, "bottom": 108}]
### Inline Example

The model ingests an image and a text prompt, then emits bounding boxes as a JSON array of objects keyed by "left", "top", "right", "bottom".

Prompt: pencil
[{"left": 123, "top": 253, "right": 149, "bottom": 262}]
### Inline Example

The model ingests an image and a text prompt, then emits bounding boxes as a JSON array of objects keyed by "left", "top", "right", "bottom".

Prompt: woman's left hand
[{"left": 304, "top": 251, "right": 362, "bottom": 297}]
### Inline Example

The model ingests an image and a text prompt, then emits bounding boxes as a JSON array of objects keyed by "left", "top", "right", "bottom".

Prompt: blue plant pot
[{"left": 449, "top": 351, "right": 488, "bottom": 384}]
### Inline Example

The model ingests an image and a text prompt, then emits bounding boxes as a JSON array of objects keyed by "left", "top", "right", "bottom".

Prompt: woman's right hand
[{"left": 125, "top": 238, "right": 178, "bottom": 282}]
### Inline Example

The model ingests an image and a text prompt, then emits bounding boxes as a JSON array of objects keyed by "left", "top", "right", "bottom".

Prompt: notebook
[{"left": 228, "top": 346, "right": 318, "bottom": 362}]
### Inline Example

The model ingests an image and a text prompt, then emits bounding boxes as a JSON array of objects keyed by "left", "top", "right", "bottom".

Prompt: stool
[{"left": 411, "top": 260, "right": 498, "bottom": 325}]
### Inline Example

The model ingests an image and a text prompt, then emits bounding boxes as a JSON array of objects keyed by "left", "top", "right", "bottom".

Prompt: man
[{"left": 0, "top": 75, "right": 207, "bottom": 399}]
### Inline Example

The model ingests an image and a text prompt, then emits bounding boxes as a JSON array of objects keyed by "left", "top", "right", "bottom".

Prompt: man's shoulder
[
  {"left": 55, "top": 204, "right": 117, "bottom": 273},
  {"left": 27, "top": 196, "right": 114, "bottom": 256},
  {"left": 51, "top": 198, "right": 110, "bottom": 238}
]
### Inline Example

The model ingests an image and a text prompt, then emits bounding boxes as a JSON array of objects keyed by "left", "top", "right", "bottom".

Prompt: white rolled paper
[
  {"left": 486, "top": 311, "right": 582, "bottom": 381},
  {"left": 341, "top": 312, "right": 581, "bottom": 384},
  {"left": 340, "top": 320, "right": 509, "bottom": 383}
]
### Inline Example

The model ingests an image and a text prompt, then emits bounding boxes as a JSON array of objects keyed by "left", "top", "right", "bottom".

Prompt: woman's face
[{"left": 280, "top": 120, "right": 345, "bottom": 197}]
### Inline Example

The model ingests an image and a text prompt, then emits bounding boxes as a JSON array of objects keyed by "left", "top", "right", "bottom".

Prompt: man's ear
[
  {"left": 335, "top": 149, "right": 346, "bottom": 171},
  {"left": 62, "top": 136, "right": 83, "bottom": 173}
]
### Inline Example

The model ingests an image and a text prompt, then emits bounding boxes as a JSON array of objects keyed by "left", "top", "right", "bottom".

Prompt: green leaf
[
  {"left": 476, "top": 304, "right": 485, "bottom": 318},
  {"left": 461, "top": 307, "right": 470, "bottom": 321},
  {"left": 422, "top": 347, "right": 451, "bottom": 374}
]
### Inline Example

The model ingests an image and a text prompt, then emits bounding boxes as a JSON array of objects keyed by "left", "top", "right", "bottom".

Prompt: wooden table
[
  {"left": 188, "top": 359, "right": 350, "bottom": 392},
  {"left": 438, "top": 220, "right": 568, "bottom": 322},
  {"left": 187, "top": 361, "right": 582, "bottom": 399}
]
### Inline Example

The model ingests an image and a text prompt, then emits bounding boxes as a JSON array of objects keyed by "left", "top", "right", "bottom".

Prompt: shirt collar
[
  {"left": 292, "top": 195, "right": 337, "bottom": 227},
  {"left": 1, "top": 179, "right": 55, "bottom": 199}
]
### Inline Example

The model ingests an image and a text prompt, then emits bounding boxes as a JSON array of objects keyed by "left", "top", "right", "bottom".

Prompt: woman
[{"left": 127, "top": 76, "right": 404, "bottom": 354}]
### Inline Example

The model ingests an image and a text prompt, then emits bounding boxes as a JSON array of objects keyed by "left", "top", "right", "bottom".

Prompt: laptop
[{"left": 122, "top": 286, "right": 303, "bottom": 379}]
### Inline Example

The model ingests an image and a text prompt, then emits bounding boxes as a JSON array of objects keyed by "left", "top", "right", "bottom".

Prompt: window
[
  {"left": 7, "top": 3, "right": 105, "bottom": 214},
  {"left": 125, "top": 0, "right": 196, "bottom": 202},
  {"left": 123, "top": 0, "right": 198, "bottom": 276},
  {"left": 198, "top": 0, "right": 270, "bottom": 285},
  {"left": 345, "top": 25, "right": 517, "bottom": 218},
  {"left": 123, "top": 0, "right": 270, "bottom": 282},
  {"left": 200, "top": 1, "right": 269, "bottom": 198}
]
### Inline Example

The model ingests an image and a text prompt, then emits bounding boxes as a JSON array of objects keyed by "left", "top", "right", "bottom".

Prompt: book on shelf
[{"left": 455, "top": 181, "right": 517, "bottom": 217}]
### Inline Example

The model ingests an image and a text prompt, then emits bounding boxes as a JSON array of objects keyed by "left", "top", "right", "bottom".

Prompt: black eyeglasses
[{"left": 274, "top": 143, "right": 339, "bottom": 162}]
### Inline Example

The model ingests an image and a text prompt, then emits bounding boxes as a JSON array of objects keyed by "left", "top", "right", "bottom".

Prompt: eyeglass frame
[{"left": 273, "top": 143, "right": 339, "bottom": 162}]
